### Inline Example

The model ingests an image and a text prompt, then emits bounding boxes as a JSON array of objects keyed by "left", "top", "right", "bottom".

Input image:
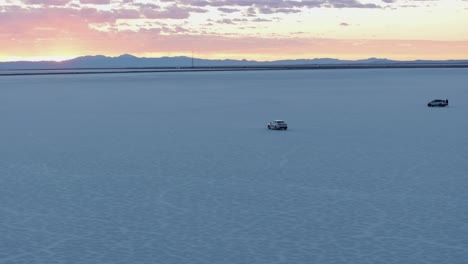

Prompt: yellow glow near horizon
[{"left": 0, "top": 55, "right": 78, "bottom": 62}]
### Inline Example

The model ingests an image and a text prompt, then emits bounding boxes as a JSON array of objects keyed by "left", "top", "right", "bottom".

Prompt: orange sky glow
[{"left": 0, "top": 0, "right": 467, "bottom": 62}]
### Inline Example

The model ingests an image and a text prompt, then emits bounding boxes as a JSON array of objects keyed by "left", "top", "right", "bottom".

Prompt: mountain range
[{"left": 1, "top": 54, "right": 468, "bottom": 70}]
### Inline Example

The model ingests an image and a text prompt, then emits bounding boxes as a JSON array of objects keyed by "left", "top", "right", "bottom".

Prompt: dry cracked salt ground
[{"left": 0, "top": 68, "right": 467, "bottom": 264}]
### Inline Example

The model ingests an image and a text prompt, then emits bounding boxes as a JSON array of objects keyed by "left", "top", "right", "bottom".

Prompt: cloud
[
  {"left": 166, "top": 0, "right": 382, "bottom": 19},
  {"left": 3, "top": 0, "right": 384, "bottom": 35},
  {"left": 23, "top": 0, "right": 72, "bottom": 6},
  {"left": 80, "top": 0, "right": 112, "bottom": 5},
  {"left": 177, "top": 0, "right": 381, "bottom": 9},
  {"left": 142, "top": 5, "right": 189, "bottom": 19},
  {"left": 216, "top": 18, "right": 235, "bottom": 24},
  {"left": 217, "top": 7, "right": 240, "bottom": 13},
  {"left": 252, "top": 18, "right": 271, "bottom": 22}
]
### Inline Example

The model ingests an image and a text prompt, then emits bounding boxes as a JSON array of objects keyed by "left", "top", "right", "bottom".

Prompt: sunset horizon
[
  {"left": 2, "top": 52, "right": 468, "bottom": 64},
  {"left": 1, "top": 0, "right": 467, "bottom": 62}
]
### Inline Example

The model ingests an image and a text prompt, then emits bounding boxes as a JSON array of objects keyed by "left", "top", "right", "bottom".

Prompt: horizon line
[{"left": 2, "top": 54, "right": 468, "bottom": 63}]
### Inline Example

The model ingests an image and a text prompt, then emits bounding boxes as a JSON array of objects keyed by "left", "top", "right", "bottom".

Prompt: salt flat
[{"left": 1, "top": 69, "right": 467, "bottom": 264}]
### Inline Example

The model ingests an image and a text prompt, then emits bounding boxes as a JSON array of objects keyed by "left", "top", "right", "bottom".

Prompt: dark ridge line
[{"left": 1, "top": 64, "right": 468, "bottom": 77}]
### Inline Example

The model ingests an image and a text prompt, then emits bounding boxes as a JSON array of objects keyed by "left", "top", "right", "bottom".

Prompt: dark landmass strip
[{"left": 1, "top": 63, "right": 468, "bottom": 77}]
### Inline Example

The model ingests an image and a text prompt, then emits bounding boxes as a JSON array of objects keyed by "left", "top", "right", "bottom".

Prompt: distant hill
[{"left": 1, "top": 54, "right": 468, "bottom": 70}]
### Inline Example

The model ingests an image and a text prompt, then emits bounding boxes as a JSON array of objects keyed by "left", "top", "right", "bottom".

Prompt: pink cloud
[
  {"left": 23, "top": 0, "right": 72, "bottom": 6},
  {"left": 142, "top": 5, "right": 206, "bottom": 19},
  {"left": 178, "top": 0, "right": 381, "bottom": 9},
  {"left": 80, "top": 0, "right": 112, "bottom": 5}
]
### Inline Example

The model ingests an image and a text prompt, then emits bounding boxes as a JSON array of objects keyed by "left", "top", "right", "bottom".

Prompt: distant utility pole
[{"left": 191, "top": 50, "right": 194, "bottom": 68}]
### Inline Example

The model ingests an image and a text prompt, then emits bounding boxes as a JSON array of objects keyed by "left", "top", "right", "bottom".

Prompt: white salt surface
[{"left": 1, "top": 69, "right": 467, "bottom": 264}]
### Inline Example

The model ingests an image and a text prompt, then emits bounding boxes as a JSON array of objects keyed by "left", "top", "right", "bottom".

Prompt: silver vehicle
[
  {"left": 427, "top": 99, "right": 448, "bottom": 107},
  {"left": 267, "top": 120, "right": 288, "bottom": 130}
]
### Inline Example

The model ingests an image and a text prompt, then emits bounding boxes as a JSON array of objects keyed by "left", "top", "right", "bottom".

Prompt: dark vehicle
[
  {"left": 267, "top": 120, "right": 288, "bottom": 130},
  {"left": 428, "top": 99, "right": 448, "bottom": 107}
]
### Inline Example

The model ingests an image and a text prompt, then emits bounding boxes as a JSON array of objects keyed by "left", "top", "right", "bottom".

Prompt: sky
[{"left": 0, "top": 0, "right": 467, "bottom": 62}]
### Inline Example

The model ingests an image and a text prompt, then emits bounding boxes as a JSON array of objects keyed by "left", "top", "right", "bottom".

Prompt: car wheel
[
  {"left": 284, "top": 128, "right": 287, "bottom": 130},
  {"left": 267, "top": 125, "right": 271, "bottom": 129}
]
